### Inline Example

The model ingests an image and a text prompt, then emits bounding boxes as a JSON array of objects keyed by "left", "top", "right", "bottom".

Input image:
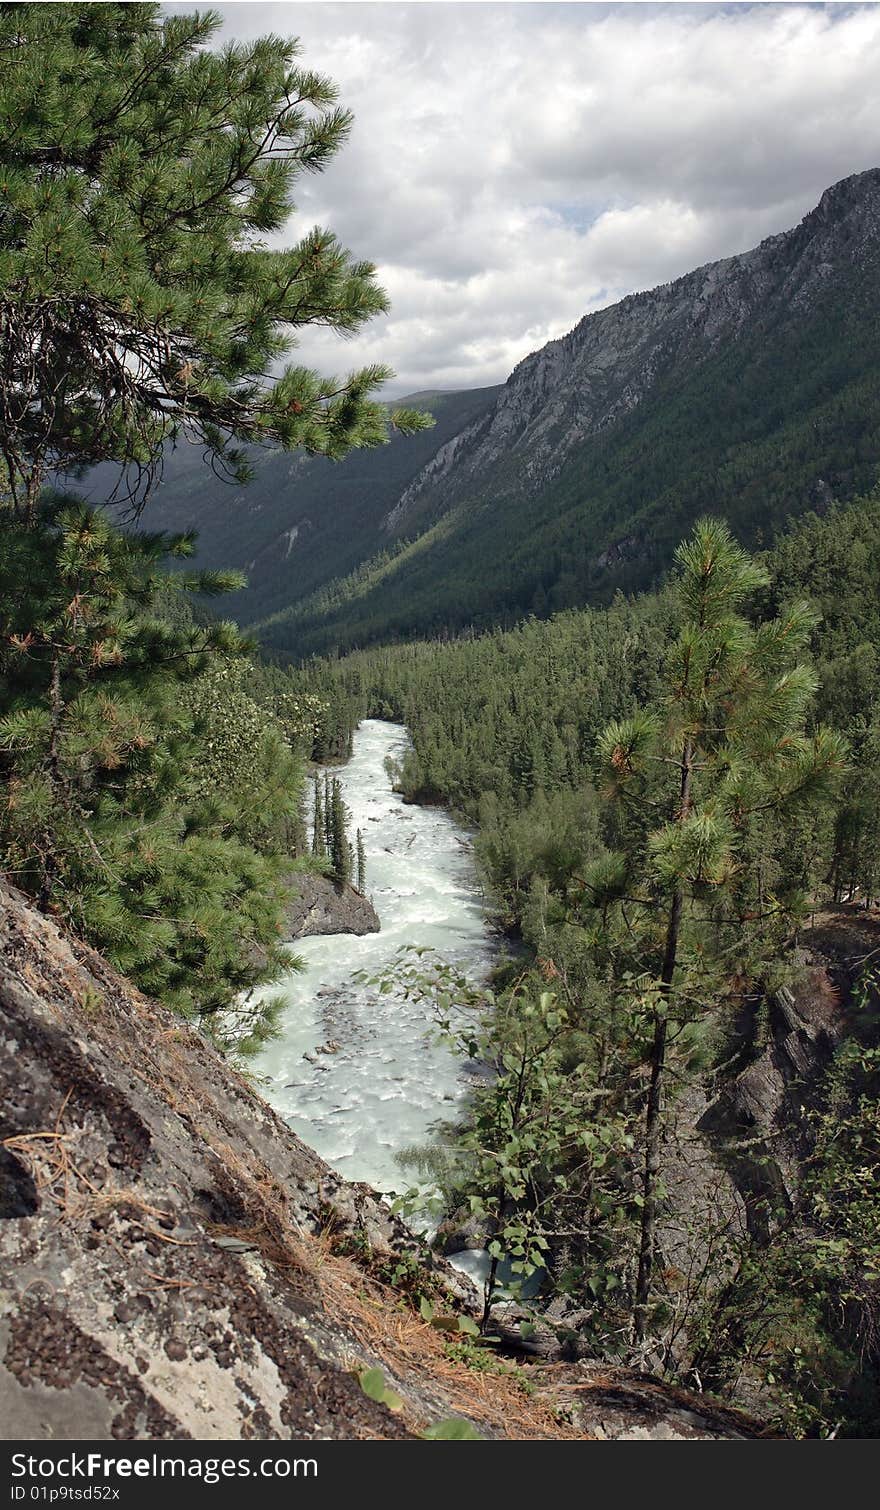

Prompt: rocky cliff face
[
  {"left": 386, "top": 169, "right": 880, "bottom": 537},
  {"left": 257, "top": 167, "right": 880, "bottom": 657},
  {"left": 0, "top": 880, "right": 424, "bottom": 1440},
  {"left": 697, "top": 908, "right": 877, "bottom": 1235},
  {"left": 0, "top": 880, "right": 769, "bottom": 1441}
]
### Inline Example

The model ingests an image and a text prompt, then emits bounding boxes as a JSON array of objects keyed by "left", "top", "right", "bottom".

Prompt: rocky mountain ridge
[
  {"left": 257, "top": 167, "right": 880, "bottom": 656},
  {"left": 386, "top": 169, "right": 880, "bottom": 538}
]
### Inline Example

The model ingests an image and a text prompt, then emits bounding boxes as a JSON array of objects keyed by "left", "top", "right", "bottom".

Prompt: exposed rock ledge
[
  {"left": 0, "top": 880, "right": 766, "bottom": 1440},
  {"left": 283, "top": 872, "right": 380, "bottom": 940}
]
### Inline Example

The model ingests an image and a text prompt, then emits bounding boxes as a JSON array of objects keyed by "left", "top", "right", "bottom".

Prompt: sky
[{"left": 174, "top": 2, "right": 880, "bottom": 396}]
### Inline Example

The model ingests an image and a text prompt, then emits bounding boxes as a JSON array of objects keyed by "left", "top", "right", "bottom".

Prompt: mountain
[
  {"left": 73, "top": 385, "right": 501, "bottom": 628},
  {"left": 254, "top": 168, "right": 880, "bottom": 658}
]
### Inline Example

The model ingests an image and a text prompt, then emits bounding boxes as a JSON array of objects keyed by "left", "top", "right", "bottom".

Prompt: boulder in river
[{"left": 282, "top": 872, "right": 380, "bottom": 940}]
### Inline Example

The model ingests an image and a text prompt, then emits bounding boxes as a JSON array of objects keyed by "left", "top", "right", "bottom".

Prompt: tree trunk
[
  {"left": 39, "top": 653, "right": 63, "bottom": 910},
  {"left": 23, "top": 461, "right": 44, "bottom": 528},
  {"left": 633, "top": 739, "right": 692, "bottom": 1346}
]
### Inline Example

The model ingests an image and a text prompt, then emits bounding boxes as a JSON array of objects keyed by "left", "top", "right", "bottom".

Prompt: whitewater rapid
[{"left": 254, "top": 719, "right": 493, "bottom": 1194}]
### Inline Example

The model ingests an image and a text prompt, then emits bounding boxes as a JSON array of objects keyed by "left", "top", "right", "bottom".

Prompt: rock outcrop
[
  {"left": 0, "top": 879, "right": 767, "bottom": 1441},
  {"left": 282, "top": 873, "right": 380, "bottom": 941},
  {"left": 697, "top": 908, "right": 873, "bottom": 1239}
]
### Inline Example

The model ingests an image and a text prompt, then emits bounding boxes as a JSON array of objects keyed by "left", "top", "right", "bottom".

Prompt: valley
[
  {"left": 3, "top": 2, "right": 880, "bottom": 1451},
  {"left": 254, "top": 719, "right": 493, "bottom": 1196},
  {"left": 119, "top": 171, "right": 880, "bottom": 660}
]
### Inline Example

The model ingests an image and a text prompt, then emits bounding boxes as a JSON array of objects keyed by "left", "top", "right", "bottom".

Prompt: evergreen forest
[{"left": 1, "top": 0, "right": 880, "bottom": 1445}]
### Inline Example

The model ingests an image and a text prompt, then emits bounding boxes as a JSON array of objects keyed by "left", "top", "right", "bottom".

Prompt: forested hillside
[
  {"left": 257, "top": 170, "right": 880, "bottom": 657},
  {"left": 273, "top": 493, "right": 880, "bottom": 1432},
  {"left": 3, "top": 0, "right": 880, "bottom": 1445},
  {"left": 285, "top": 491, "right": 880, "bottom": 925},
  {"left": 79, "top": 384, "right": 499, "bottom": 627}
]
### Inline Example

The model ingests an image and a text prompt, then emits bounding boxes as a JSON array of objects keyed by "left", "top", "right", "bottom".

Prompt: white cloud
[{"left": 178, "top": 2, "right": 880, "bottom": 395}]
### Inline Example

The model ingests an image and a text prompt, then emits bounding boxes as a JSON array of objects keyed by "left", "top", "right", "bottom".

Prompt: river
[{"left": 254, "top": 719, "right": 494, "bottom": 1195}]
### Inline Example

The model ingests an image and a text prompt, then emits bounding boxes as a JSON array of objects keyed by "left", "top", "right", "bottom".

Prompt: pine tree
[
  {"left": 324, "top": 773, "right": 333, "bottom": 857},
  {"left": 0, "top": 2, "right": 431, "bottom": 519},
  {"left": 312, "top": 771, "right": 325, "bottom": 858},
  {"left": 593, "top": 518, "right": 847, "bottom": 1344},
  {"left": 0, "top": 497, "right": 296, "bottom": 1022},
  {"left": 829, "top": 713, "right": 880, "bottom": 905},
  {"left": 328, "top": 776, "right": 352, "bottom": 887},
  {"left": 356, "top": 828, "right": 366, "bottom": 892}
]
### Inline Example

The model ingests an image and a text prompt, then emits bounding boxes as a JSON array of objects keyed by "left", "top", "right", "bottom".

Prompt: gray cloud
[{"left": 176, "top": 2, "right": 880, "bottom": 395}]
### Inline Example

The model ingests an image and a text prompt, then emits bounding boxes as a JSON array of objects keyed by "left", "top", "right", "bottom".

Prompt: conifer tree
[
  {"left": 324, "top": 773, "right": 333, "bottom": 856},
  {"left": 0, "top": 497, "right": 295, "bottom": 1021},
  {"left": 0, "top": 2, "right": 430, "bottom": 519},
  {"left": 356, "top": 827, "right": 366, "bottom": 892},
  {"left": 829, "top": 713, "right": 880, "bottom": 905},
  {"left": 312, "top": 771, "right": 325, "bottom": 858},
  {"left": 328, "top": 776, "right": 352, "bottom": 887},
  {"left": 593, "top": 518, "right": 847, "bottom": 1344}
]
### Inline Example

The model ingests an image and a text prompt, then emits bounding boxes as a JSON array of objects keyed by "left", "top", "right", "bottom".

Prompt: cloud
[{"left": 177, "top": 2, "right": 880, "bottom": 395}]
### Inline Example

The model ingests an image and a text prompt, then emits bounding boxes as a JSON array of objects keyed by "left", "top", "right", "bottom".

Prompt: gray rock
[
  {"left": 434, "top": 1209, "right": 496, "bottom": 1255},
  {"left": 0, "top": 880, "right": 455, "bottom": 1441},
  {"left": 698, "top": 944, "right": 849, "bottom": 1237},
  {"left": 282, "top": 872, "right": 380, "bottom": 940}
]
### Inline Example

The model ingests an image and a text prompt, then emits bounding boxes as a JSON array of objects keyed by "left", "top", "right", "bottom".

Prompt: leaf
[
  {"left": 358, "top": 1367, "right": 403, "bottom": 1412},
  {"left": 421, "top": 1418, "right": 482, "bottom": 1440},
  {"left": 358, "top": 1367, "right": 387, "bottom": 1402},
  {"left": 430, "top": 1314, "right": 462, "bottom": 1333},
  {"left": 457, "top": 1316, "right": 480, "bottom": 1336},
  {"left": 419, "top": 1295, "right": 435, "bottom": 1322}
]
